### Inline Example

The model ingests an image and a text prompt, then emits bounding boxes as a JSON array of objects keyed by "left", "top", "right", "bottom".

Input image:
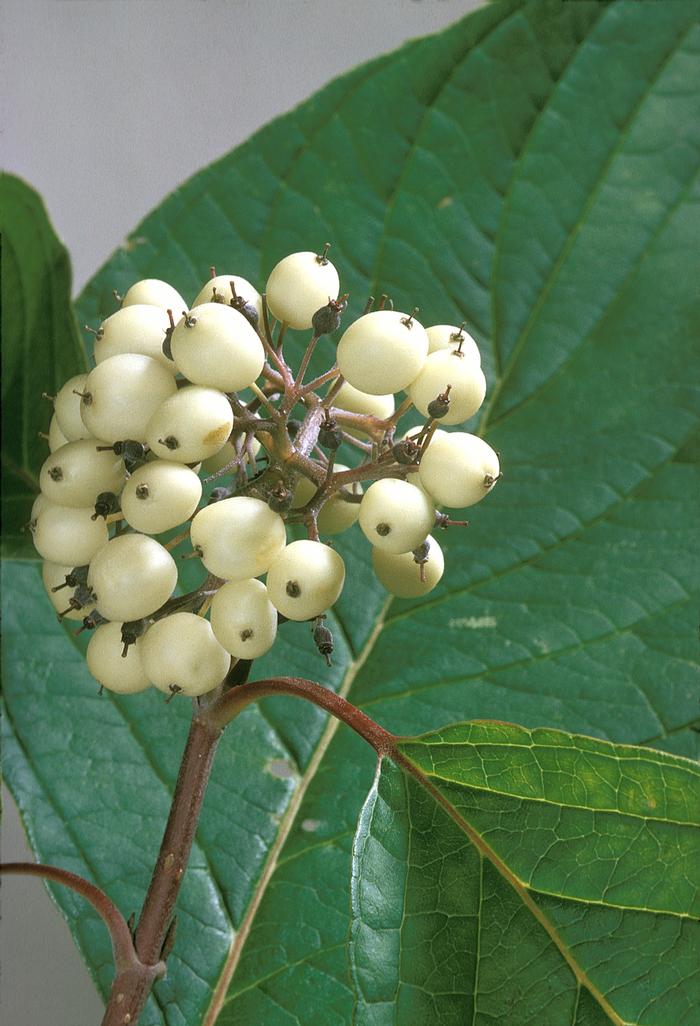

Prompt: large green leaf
[
  {"left": 0, "top": 174, "right": 87, "bottom": 557},
  {"left": 351, "top": 724, "right": 700, "bottom": 1025},
  {"left": 3, "top": 1, "right": 699, "bottom": 1024}
]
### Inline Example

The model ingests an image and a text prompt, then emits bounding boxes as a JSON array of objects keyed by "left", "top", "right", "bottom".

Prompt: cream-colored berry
[
  {"left": 39, "top": 440, "right": 125, "bottom": 508},
  {"left": 94, "top": 305, "right": 175, "bottom": 373},
  {"left": 200, "top": 432, "right": 261, "bottom": 475},
  {"left": 121, "top": 278, "right": 186, "bottom": 312},
  {"left": 54, "top": 374, "right": 93, "bottom": 441},
  {"left": 32, "top": 503, "right": 109, "bottom": 565},
  {"left": 88, "top": 534, "right": 178, "bottom": 621},
  {"left": 80, "top": 354, "right": 177, "bottom": 444},
  {"left": 426, "top": 324, "right": 481, "bottom": 364},
  {"left": 120, "top": 461, "right": 202, "bottom": 534},
  {"left": 408, "top": 349, "right": 486, "bottom": 425},
  {"left": 292, "top": 464, "right": 362, "bottom": 535},
  {"left": 87, "top": 622, "right": 151, "bottom": 694},
  {"left": 330, "top": 381, "right": 394, "bottom": 438},
  {"left": 141, "top": 613, "right": 230, "bottom": 697},
  {"left": 266, "top": 540, "right": 345, "bottom": 620},
  {"left": 146, "top": 386, "right": 234, "bottom": 463},
  {"left": 266, "top": 250, "right": 340, "bottom": 330},
  {"left": 337, "top": 310, "right": 428, "bottom": 395},
  {"left": 190, "top": 496, "right": 286, "bottom": 580},
  {"left": 419, "top": 431, "right": 500, "bottom": 508},
  {"left": 42, "top": 561, "right": 95, "bottom": 621},
  {"left": 48, "top": 414, "right": 69, "bottom": 452},
  {"left": 193, "top": 274, "right": 263, "bottom": 322},
  {"left": 371, "top": 535, "right": 444, "bottom": 598},
  {"left": 210, "top": 578, "right": 278, "bottom": 658},
  {"left": 359, "top": 478, "right": 434, "bottom": 554},
  {"left": 170, "top": 303, "right": 264, "bottom": 392}
]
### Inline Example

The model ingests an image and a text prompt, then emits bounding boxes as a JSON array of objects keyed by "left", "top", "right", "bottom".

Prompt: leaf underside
[{"left": 2, "top": 1, "right": 699, "bottom": 1024}]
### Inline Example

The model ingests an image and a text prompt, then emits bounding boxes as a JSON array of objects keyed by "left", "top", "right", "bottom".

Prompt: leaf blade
[{"left": 350, "top": 726, "right": 700, "bottom": 1025}]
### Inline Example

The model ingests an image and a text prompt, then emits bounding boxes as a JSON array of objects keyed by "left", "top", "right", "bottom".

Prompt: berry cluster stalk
[{"left": 96, "top": 677, "right": 396, "bottom": 1025}]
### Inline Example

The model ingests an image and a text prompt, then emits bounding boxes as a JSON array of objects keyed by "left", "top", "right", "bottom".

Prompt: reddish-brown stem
[
  {"left": 101, "top": 964, "right": 165, "bottom": 1026},
  {"left": 259, "top": 295, "right": 293, "bottom": 387},
  {"left": 102, "top": 710, "right": 223, "bottom": 1024},
  {"left": 0, "top": 862, "right": 138, "bottom": 974},
  {"left": 329, "top": 407, "right": 389, "bottom": 440},
  {"left": 303, "top": 365, "right": 340, "bottom": 394},
  {"left": 206, "top": 677, "right": 396, "bottom": 755},
  {"left": 322, "top": 374, "right": 345, "bottom": 407},
  {"left": 292, "top": 334, "right": 320, "bottom": 392},
  {"left": 133, "top": 713, "right": 222, "bottom": 964},
  {"left": 339, "top": 430, "right": 372, "bottom": 454}
]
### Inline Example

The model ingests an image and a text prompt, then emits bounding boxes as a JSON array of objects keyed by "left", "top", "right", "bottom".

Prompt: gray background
[{"left": 1, "top": 1, "right": 481, "bottom": 1023}]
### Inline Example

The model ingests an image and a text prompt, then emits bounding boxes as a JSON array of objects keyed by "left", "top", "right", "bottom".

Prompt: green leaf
[
  {"left": 351, "top": 724, "right": 700, "bottom": 1026},
  {"left": 3, "top": 1, "right": 699, "bottom": 1024},
  {"left": 0, "top": 174, "right": 87, "bottom": 558}
]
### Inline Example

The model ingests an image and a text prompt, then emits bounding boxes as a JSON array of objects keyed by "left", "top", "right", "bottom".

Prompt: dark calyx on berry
[
  {"left": 392, "top": 438, "right": 420, "bottom": 464},
  {"left": 311, "top": 294, "right": 348, "bottom": 337},
  {"left": 92, "top": 491, "right": 121, "bottom": 520},
  {"left": 319, "top": 417, "right": 343, "bottom": 450}
]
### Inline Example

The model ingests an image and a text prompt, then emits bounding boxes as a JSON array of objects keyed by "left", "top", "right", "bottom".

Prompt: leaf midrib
[{"left": 394, "top": 748, "right": 629, "bottom": 1026}]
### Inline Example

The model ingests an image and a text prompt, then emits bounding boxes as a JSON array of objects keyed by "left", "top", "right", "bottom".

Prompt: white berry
[
  {"left": 193, "top": 274, "right": 263, "bottom": 322},
  {"left": 190, "top": 496, "right": 286, "bottom": 580},
  {"left": 266, "top": 250, "right": 340, "bottom": 330},
  {"left": 266, "top": 540, "right": 345, "bottom": 620},
  {"left": 372, "top": 535, "right": 444, "bottom": 598},
  {"left": 80, "top": 354, "right": 177, "bottom": 444},
  {"left": 94, "top": 305, "right": 175, "bottom": 373},
  {"left": 210, "top": 578, "right": 278, "bottom": 658},
  {"left": 419, "top": 431, "right": 500, "bottom": 508},
  {"left": 48, "top": 414, "right": 69, "bottom": 452},
  {"left": 409, "top": 349, "right": 486, "bottom": 425},
  {"left": 54, "top": 374, "right": 93, "bottom": 441},
  {"left": 146, "top": 386, "right": 234, "bottom": 463},
  {"left": 427, "top": 324, "right": 481, "bottom": 364},
  {"left": 359, "top": 478, "right": 434, "bottom": 553},
  {"left": 170, "top": 303, "right": 264, "bottom": 391},
  {"left": 121, "top": 278, "right": 186, "bottom": 312},
  {"left": 337, "top": 310, "right": 428, "bottom": 395},
  {"left": 120, "top": 461, "right": 202, "bottom": 534},
  {"left": 39, "top": 440, "right": 125, "bottom": 508},
  {"left": 88, "top": 534, "right": 178, "bottom": 622},
  {"left": 141, "top": 613, "right": 230, "bottom": 697},
  {"left": 87, "top": 622, "right": 151, "bottom": 694},
  {"left": 30, "top": 492, "right": 52, "bottom": 526},
  {"left": 32, "top": 503, "right": 109, "bottom": 565}
]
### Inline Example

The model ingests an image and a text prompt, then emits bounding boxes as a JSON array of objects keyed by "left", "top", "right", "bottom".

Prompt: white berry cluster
[{"left": 32, "top": 248, "right": 500, "bottom": 700}]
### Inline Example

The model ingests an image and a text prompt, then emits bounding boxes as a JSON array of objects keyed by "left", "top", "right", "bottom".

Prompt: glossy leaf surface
[
  {"left": 351, "top": 724, "right": 700, "bottom": 1025},
  {"left": 3, "top": 2, "right": 699, "bottom": 1024}
]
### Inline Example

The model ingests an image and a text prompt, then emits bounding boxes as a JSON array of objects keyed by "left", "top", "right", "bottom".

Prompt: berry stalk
[
  {"left": 99, "top": 671, "right": 396, "bottom": 1024},
  {"left": 100, "top": 708, "right": 222, "bottom": 1025}
]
